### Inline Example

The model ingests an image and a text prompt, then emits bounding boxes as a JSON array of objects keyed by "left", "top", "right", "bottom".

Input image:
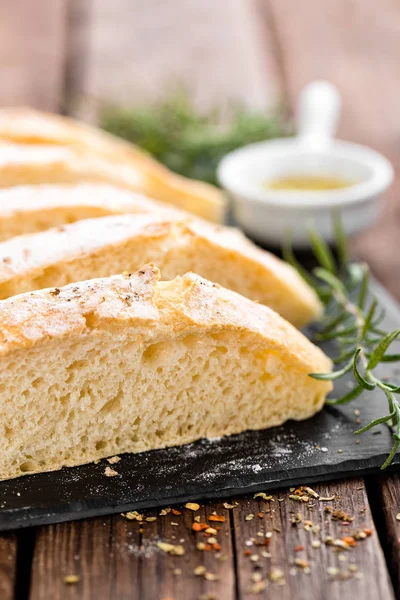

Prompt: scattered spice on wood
[
  {"left": 294, "top": 545, "right": 304, "bottom": 552},
  {"left": 197, "top": 542, "right": 212, "bottom": 552},
  {"left": 396, "top": 513, "right": 400, "bottom": 521},
  {"left": 251, "top": 572, "right": 263, "bottom": 583},
  {"left": 107, "top": 456, "right": 121, "bottom": 464},
  {"left": 311, "top": 540, "right": 321, "bottom": 549},
  {"left": 185, "top": 502, "right": 200, "bottom": 511},
  {"left": 245, "top": 514, "right": 255, "bottom": 521},
  {"left": 250, "top": 580, "right": 267, "bottom": 593},
  {"left": 159, "top": 508, "right": 171, "bottom": 516},
  {"left": 257, "top": 512, "right": 264, "bottom": 518},
  {"left": 194, "top": 565, "right": 207, "bottom": 576},
  {"left": 204, "top": 572, "right": 219, "bottom": 581},
  {"left": 124, "top": 511, "right": 143, "bottom": 521},
  {"left": 157, "top": 542, "right": 185, "bottom": 556},
  {"left": 205, "top": 527, "right": 218, "bottom": 535},
  {"left": 172, "top": 508, "right": 182, "bottom": 515},
  {"left": 172, "top": 568, "right": 182, "bottom": 576},
  {"left": 319, "top": 496, "right": 335, "bottom": 502},
  {"left": 145, "top": 516, "right": 157, "bottom": 522},
  {"left": 223, "top": 502, "right": 236, "bottom": 509},
  {"left": 294, "top": 558, "right": 309, "bottom": 569},
  {"left": 243, "top": 549, "right": 252, "bottom": 556},
  {"left": 64, "top": 575, "right": 80, "bottom": 584},
  {"left": 269, "top": 568, "right": 285, "bottom": 583},
  {"left": 104, "top": 466, "right": 118, "bottom": 477},
  {"left": 250, "top": 554, "right": 259, "bottom": 562},
  {"left": 171, "top": 522, "right": 179, "bottom": 527},
  {"left": 331, "top": 509, "right": 354, "bottom": 522},
  {"left": 192, "top": 522, "right": 208, "bottom": 532},
  {"left": 209, "top": 514, "right": 226, "bottom": 522},
  {"left": 253, "top": 492, "right": 273, "bottom": 501}
]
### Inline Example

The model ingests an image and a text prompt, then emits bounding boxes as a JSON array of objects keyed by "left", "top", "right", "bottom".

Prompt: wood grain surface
[
  {"left": 0, "top": 0, "right": 68, "bottom": 111},
  {"left": 0, "top": 534, "right": 17, "bottom": 600},
  {"left": 0, "top": 1, "right": 399, "bottom": 599}
]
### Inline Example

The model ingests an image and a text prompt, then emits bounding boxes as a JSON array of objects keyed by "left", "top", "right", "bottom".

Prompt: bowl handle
[{"left": 296, "top": 80, "right": 341, "bottom": 150}]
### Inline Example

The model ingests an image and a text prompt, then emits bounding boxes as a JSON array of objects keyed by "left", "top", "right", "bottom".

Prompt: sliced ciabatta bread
[
  {"left": 0, "top": 107, "right": 226, "bottom": 222},
  {"left": 0, "top": 264, "right": 331, "bottom": 481},
  {"left": 0, "top": 183, "right": 183, "bottom": 241},
  {"left": 0, "top": 213, "right": 322, "bottom": 327}
]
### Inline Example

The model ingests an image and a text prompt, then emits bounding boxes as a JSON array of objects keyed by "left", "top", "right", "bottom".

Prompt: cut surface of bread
[
  {"left": 0, "top": 183, "right": 183, "bottom": 241},
  {"left": 0, "top": 264, "right": 332, "bottom": 481},
  {"left": 0, "top": 213, "right": 322, "bottom": 327},
  {"left": 0, "top": 108, "right": 226, "bottom": 222}
]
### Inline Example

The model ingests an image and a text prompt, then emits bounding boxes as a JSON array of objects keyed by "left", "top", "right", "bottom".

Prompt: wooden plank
[
  {"left": 67, "top": 0, "right": 277, "bottom": 121},
  {"left": 232, "top": 479, "right": 394, "bottom": 599},
  {"left": 0, "top": 0, "right": 68, "bottom": 111},
  {"left": 371, "top": 474, "right": 400, "bottom": 595},
  {"left": 29, "top": 501, "right": 235, "bottom": 600},
  {"left": 0, "top": 533, "right": 17, "bottom": 600}
]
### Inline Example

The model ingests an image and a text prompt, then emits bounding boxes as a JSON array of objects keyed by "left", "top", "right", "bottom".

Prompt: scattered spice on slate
[
  {"left": 107, "top": 456, "right": 121, "bottom": 464},
  {"left": 104, "top": 466, "right": 118, "bottom": 477}
]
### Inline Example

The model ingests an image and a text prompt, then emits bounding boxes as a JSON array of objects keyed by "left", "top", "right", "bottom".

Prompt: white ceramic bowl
[{"left": 217, "top": 82, "right": 394, "bottom": 248}]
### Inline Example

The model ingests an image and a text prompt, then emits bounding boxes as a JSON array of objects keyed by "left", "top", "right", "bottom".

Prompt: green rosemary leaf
[
  {"left": 357, "top": 263, "right": 369, "bottom": 310},
  {"left": 362, "top": 299, "right": 378, "bottom": 337},
  {"left": 355, "top": 410, "right": 396, "bottom": 434},
  {"left": 378, "top": 382, "right": 400, "bottom": 393},
  {"left": 310, "top": 359, "right": 353, "bottom": 381},
  {"left": 346, "top": 263, "right": 365, "bottom": 290},
  {"left": 333, "top": 210, "right": 349, "bottom": 271},
  {"left": 333, "top": 350, "right": 357, "bottom": 365},
  {"left": 309, "top": 230, "right": 336, "bottom": 273},
  {"left": 368, "top": 329, "right": 400, "bottom": 369},
  {"left": 381, "top": 438, "right": 400, "bottom": 470},
  {"left": 282, "top": 233, "right": 316, "bottom": 288},
  {"left": 353, "top": 349, "right": 376, "bottom": 390},
  {"left": 314, "top": 325, "right": 358, "bottom": 342},
  {"left": 378, "top": 353, "right": 400, "bottom": 363},
  {"left": 325, "top": 385, "right": 364, "bottom": 405},
  {"left": 319, "top": 310, "right": 350, "bottom": 333},
  {"left": 313, "top": 268, "right": 346, "bottom": 295}
]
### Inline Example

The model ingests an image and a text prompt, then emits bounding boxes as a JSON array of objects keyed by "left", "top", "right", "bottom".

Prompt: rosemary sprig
[
  {"left": 286, "top": 215, "right": 400, "bottom": 469},
  {"left": 101, "top": 89, "right": 286, "bottom": 186}
]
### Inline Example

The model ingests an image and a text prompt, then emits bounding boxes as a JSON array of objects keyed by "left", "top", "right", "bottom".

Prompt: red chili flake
[
  {"left": 171, "top": 509, "right": 182, "bottom": 516},
  {"left": 257, "top": 512, "right": 265, "bottom": 518},
  {"left": 203, "top": 533, "right": 211, "bottom": 538},
  {"left": 343, "top": 536, "right": 356, "bottom": 547},
  {"left": 364, "top": 528, "right": 372, "bottom": 537},
  {"left": 192, "top": 522, "right": 209, "bottom": 532},
  {"left": 209, "top": 515, "right": 226, "bottom": 523},
  {"left": 294, "top": 545, "right": 304, "bottom": 552},
  {"left": 203, "top": 544, "right": 212, "bottom": 552},
  {"left": 213, "top": 543, "right": 222, "bottom": 551},
  {"left": 243, "top": 549, "right": 252, "bottom": 556}
]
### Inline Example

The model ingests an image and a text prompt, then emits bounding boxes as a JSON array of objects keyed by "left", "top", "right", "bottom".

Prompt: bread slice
[
  {"left": 0, "top": 108, "right": 226, "bottom": 222},
  {"left": 0, "top": 213, "right": 322, "bottom": 327},
  {"left": 0, "top": 183, "right": 184, "bottom": 241},
  {"left": 0, "top": 264, "right": 332, "bottom": 481}
]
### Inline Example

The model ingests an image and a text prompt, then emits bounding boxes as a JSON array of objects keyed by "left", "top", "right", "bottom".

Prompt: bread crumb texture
[{"left": 0, "top": 265, "right": 331, "bottom": 481}]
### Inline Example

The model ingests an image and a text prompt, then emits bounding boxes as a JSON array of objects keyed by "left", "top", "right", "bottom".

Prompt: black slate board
[{"left": 1, "top": 277, "right": 400, "bottom": 531}]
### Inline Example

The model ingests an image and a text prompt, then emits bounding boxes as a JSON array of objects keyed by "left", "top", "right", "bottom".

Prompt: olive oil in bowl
[{"left": 265, "top": 174, "right": 354, "bottom": 192}]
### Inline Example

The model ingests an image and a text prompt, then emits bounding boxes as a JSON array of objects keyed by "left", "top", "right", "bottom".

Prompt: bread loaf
[
  {"left": 0, "top": 213, "right": 322, "bottom": 327},
  {"left": 0, "top": 108, "right": 226, "bottom": 222},
  {"left": 0, "top": 183, "right": 182, "bottom": 241},
  {"left": 0, "top": 264, "right": 331, "bottom": 481}
]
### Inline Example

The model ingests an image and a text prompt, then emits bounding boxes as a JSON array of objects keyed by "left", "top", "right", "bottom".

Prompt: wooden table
[{"left": 1, "top": 1, "right": 400, "bottom": 598}]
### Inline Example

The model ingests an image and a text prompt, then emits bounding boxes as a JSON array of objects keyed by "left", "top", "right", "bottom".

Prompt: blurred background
[{"left": 1, "top": 0, "right": 399, "bottom": 291}]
